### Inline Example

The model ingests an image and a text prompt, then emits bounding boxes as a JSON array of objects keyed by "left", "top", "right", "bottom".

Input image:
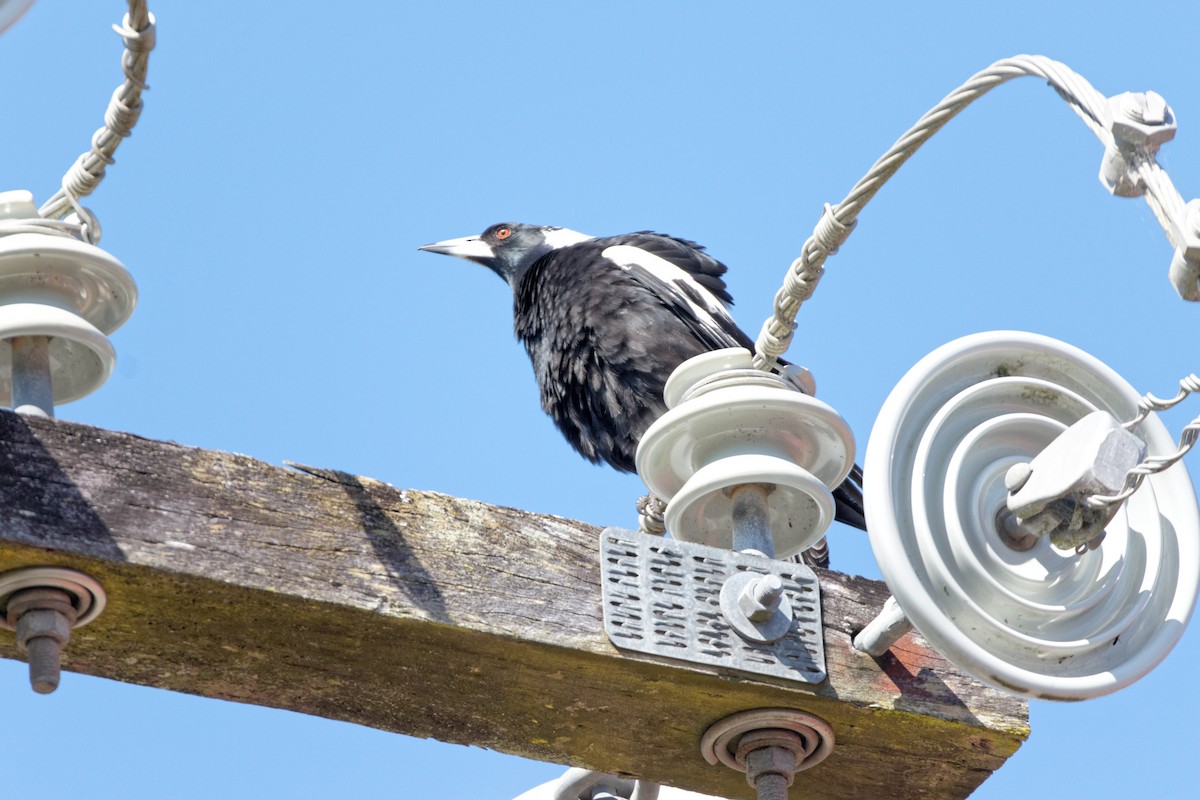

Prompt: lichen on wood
[{"left": 0, "top": 411, "right": 1027, "bottom": 799}]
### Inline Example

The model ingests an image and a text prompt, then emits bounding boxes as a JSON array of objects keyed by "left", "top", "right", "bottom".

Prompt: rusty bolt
[
  {"left": 6, "top": 587, "right": 78, "bottom": 694},
  {"left": 735, "top": 729, "right": 808, "bottom": 799}
]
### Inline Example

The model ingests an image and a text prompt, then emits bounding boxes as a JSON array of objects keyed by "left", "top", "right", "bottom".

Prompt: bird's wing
[
  {"left": 600, "top": 243, "right": 755, "bottom": 353},
  {"left": 607, "top": 232, "right": 736, "bottom": 304}
]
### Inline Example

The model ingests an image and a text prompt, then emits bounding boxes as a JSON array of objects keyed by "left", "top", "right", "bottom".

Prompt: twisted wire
[
  {"left": 37, "top": 2, "right": 155, "bottom": 224},
  {"left": 753, "top": 55, "right": 1114, "bottom": 370},
  {"left": 1123, "top": 373, "right": 1200, "bottom": 429},
  {"left": 1087, "top": 374, "right": 1200, "bottom": 507},
  {"left": 636, "top": 493, "right": 667, "bottom": 535},
  {"left": 1136, "top": 158, "right": 1190, "bottom": 246}
]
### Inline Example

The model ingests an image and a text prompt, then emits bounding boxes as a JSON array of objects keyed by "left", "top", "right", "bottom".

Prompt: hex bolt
[
  {"left": 1117, "top": 91, "right": 1169, "bottom": 127},
  {"left": 1110, "top": 91, "right": 1176, "bottom": 151},
  {"left": 701, "top": 709, "right": 834, "bottom": 800},
  {"left": 1100, "top": 91, "right": 1177, "bottom": 197},
  {"left": 739, "top": 574, "right": 785, "bottom": 622},
  {"left": 720, "top": 571, "right": 794, "bottom": 644},
  {"left": 736, "top": 730, "right": 805, "bottom": 800},
  {"left": 6, "top": 587, "right": 78, "bottom": 694}
]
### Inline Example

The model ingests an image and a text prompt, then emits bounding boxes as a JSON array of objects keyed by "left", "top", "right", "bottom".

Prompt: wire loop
[{"left": 750, "top": 55, "right": 1167, "bottom": 370}]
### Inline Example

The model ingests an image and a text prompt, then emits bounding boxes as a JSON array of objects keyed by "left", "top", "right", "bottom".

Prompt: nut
[
  {"left": 743, "top": 746, "right": 798, "bottom": 788},
  {"left": 15, "top": 608, "right": 72, "bottom": 650},
  {"left": 738, "top": 574, "right": 784, "bottom": 622},
  {"left": 1110, "top": 91, "right": 1177, "bottom": 151},
  {"left": 5, "top": 586, "right": 77, "bottom": 624}
]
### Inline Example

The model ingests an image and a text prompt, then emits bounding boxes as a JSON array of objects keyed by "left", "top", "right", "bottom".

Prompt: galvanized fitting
[
  {"left": 1100, "top": 91, "right": 1177, "bottom": 198},
  {"left": 1004, "top": 410, "right": 1146, "bottom": 550},
  {"left": 720, "top": 571, "right": 794, "bottom": 644},
  {"left": 1169, "top": 199, "right": 1200, "bottom": 301},
  {"left": 601, "top": 526, "right": 827, "bottom": 684},
  {"left": 739, "top": 574, "right": 785, "bottom": 621},
  {"left": 851, "top": 595, "right": 914, "bottom": 657},
  {"left": 0, "top": 566, "right": 107, "bottom": 694},
  {"left": 1110, "top": 91, "right": 1176, "bottom": 150}
]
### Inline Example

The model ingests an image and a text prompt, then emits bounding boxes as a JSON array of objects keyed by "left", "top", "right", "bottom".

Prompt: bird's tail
[
  {"left": 798, "top": 535, "right": 831, "bottom": 569},
  {"left": 833, "top": 463, "right": 867, "bottom": 532}
]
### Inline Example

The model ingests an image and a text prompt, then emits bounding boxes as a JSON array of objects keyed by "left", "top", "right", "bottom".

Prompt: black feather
[{"left": 421, "top": 223, "right": 867, "bottom": 541}]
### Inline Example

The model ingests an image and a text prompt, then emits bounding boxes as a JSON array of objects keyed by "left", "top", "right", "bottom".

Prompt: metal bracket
[
  {"left": 600, "top": 527, "right": 825, "bottom": 684},
  {"left": 1005, "top": 410, "right": 1146, "bottom": 549}
]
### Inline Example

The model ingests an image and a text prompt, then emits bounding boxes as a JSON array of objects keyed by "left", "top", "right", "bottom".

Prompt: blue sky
[{"left": 1, "top": 1, "right": 1198, "bottom": 797}]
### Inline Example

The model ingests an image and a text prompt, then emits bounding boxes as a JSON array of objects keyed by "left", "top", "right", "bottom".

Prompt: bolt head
[{"left": 1005, "top": 462, "right": 1033, "bottom": 493}]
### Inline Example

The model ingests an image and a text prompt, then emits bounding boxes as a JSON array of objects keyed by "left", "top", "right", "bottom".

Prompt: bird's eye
[{"left": 495, "top": 226, "right": 512, "bottom": 240}]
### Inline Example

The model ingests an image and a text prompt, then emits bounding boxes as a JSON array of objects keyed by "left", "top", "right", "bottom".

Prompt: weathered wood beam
[{"left": 0, "top": 411, "right": 1028, "bottom": 799}]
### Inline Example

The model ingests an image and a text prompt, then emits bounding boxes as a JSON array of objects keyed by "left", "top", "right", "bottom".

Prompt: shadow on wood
[{"left": 0, "top": 411, "right": 1028, "bottom": 799}]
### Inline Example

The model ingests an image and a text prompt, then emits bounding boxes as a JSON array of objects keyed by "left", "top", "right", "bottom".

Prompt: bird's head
[{"left": 419, "top": 222, "right": 592, "bottom": 286}]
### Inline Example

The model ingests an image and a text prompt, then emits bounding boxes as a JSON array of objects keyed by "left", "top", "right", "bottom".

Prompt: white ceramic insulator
[
  {"left": 636, "top": 348, "right": 855, "bottom": 559},
  {"left": 0, "top": 0, "right": 34, "bottom": 33},
  {"left": 0, "top": 193, "right": 137, "bottom": 407},
  {"left": 0, "top": 304, "right": 116, "bottom": 405},
  {"left": 513, "top": 773, "right": 716, "bottom": 800},
  {"left": 666, "top": 454, "right": 835, "bottom": 558},
  {"left": 865, "top": 331, "right": 1200, "bottom": 700}
]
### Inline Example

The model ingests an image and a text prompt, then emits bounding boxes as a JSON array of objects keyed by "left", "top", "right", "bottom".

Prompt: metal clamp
[{"left": 1003, "top": 410, "right": 1146, "bottom": 550}]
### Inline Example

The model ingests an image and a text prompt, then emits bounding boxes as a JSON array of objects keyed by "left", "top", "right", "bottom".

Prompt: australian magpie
[{"left": 419, "top": 223, "right": 866, "bottom": 559}]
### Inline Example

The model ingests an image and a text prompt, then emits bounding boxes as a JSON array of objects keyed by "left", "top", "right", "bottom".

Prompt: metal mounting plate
[{"left": 600, "top": 526, "right": 825, "bottom": 683}]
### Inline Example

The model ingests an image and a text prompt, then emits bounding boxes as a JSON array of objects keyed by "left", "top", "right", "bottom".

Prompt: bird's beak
[{"left": 418, "top": 235, "right": 495, "bottom": 263}]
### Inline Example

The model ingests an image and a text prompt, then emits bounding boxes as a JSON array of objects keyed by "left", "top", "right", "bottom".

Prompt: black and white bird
[{"left": 419, "top": 223, "right": 865, "bottom": 560}]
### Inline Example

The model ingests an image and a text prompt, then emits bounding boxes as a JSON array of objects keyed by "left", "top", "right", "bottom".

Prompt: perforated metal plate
[{"left": 600, "top": 526, "right": 826, "bottom": 683}]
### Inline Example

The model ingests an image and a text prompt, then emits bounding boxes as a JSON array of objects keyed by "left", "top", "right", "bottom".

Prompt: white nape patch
[
  {"left": 541, "top": 227, "right": 594, "bottom": 249},
  {"left": 602, "top": 244, "right": 735, "bottom": 329}
]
